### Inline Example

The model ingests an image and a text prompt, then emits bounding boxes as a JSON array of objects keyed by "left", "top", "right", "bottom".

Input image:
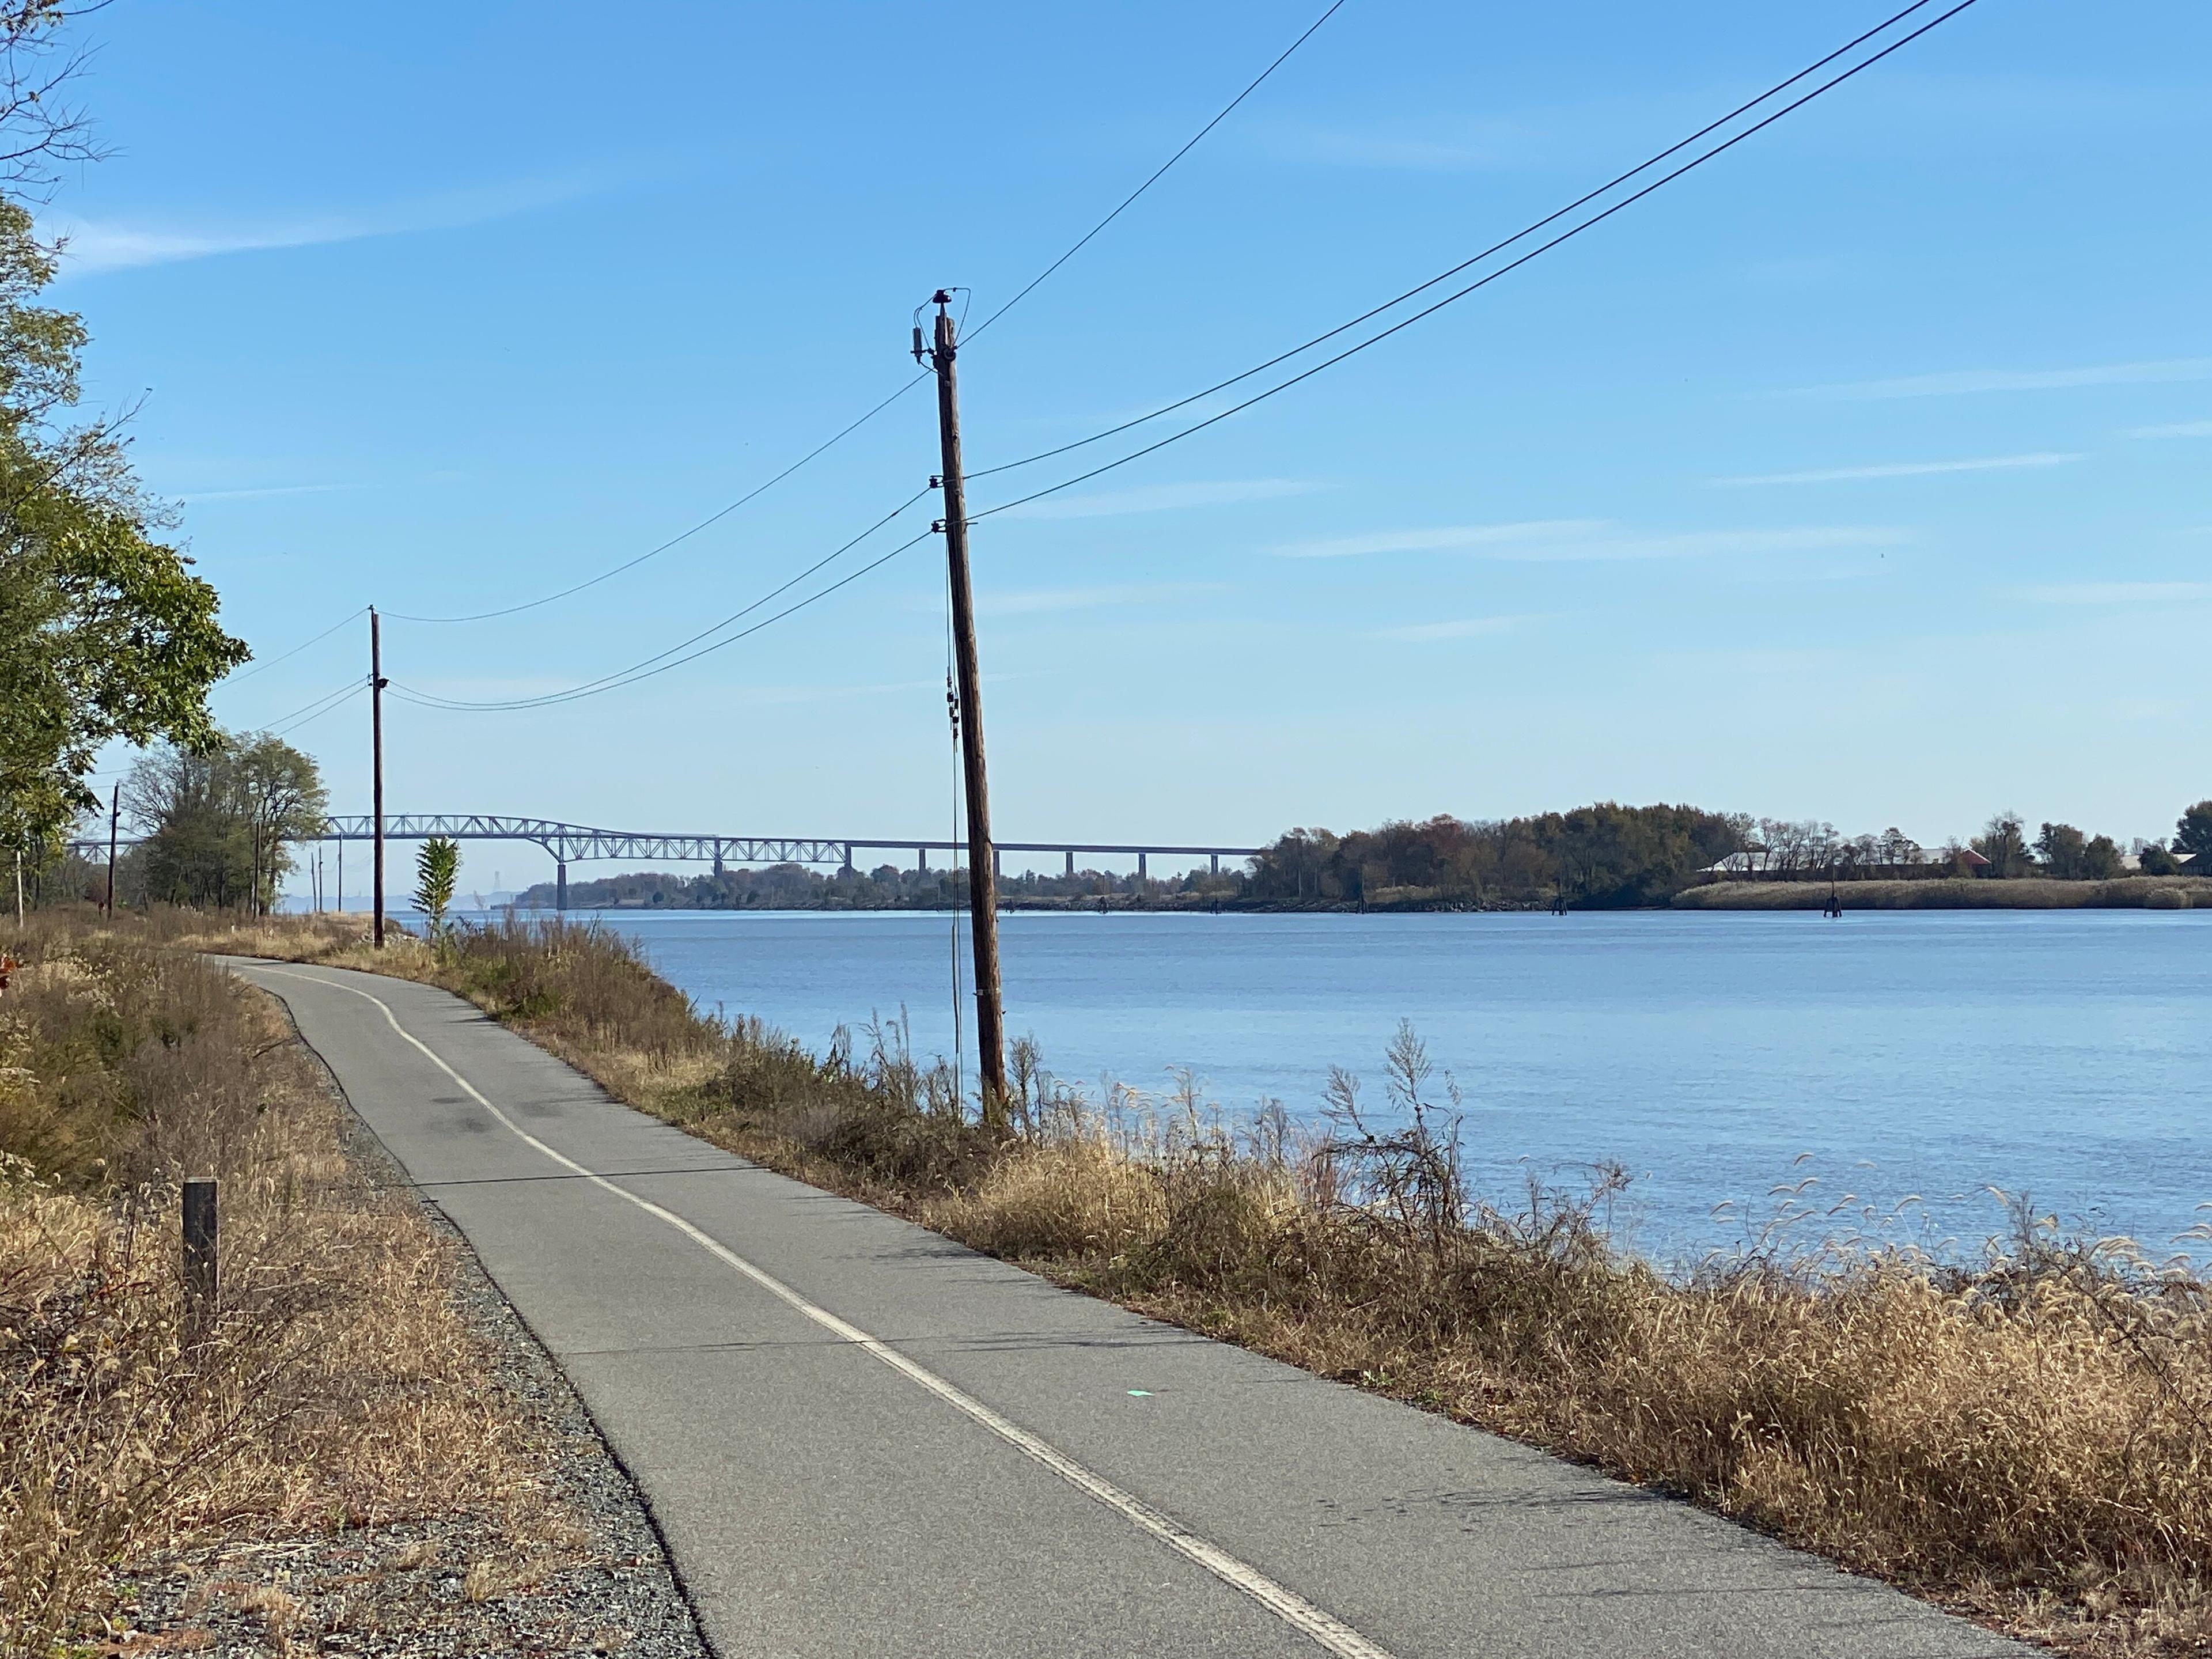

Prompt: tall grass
[
  {"left": 1676, "top": 876, "right": 2212, "bottom": 910},
  {"left": 0, "top": 912, "right": 565, "bottom": 1654},
  {"left": 205, "top": 910, "right": 2212, "bottom": 1653}
]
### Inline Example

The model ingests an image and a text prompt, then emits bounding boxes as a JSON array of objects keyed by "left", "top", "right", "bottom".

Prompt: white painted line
[{"left": 252, "top": 964, "right": 1396, "bottom": 1659}]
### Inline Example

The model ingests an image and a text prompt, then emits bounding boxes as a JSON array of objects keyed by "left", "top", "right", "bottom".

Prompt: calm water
[{"left": 558, "top": 908, "right": 2210, "bottom": 1264}]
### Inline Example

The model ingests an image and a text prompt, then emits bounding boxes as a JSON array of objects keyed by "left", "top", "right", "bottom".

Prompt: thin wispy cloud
[
  {"left": 175, "top": 483, "right": 361, "bottom": 503},
  {"left": 1715, "top": 452, "right": 2080, "bottom": 487},
  {"left": 1276, "top": 520, "right": 1906, "bottom": 562},
  {"left": 1275, "top": 520, "right": 1605, "bottom": 559},
  {"left": 2128, "top": 419, "right": 2212, "bottom": 439},
  {"left": 979, "top": 581, "right": 1225, "bottom": 616},
  {"left": 47, "top": 173, "right": 605, "bottom": 274},
  {"left": 996, "top": 479, "right": 1316, "bottom": 521},
  {"left": 1372, "top": 612, "right": 1551, "bottom": 642},
  {"left": 2016, "top": 581, "right": 2212, "bottom": 605},
  {"left": 1787, "top": 357, "right": 2212, "bottom": 400}
]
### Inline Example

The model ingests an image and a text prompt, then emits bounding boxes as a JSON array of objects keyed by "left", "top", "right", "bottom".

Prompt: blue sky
[{"left": 56, "top": 1, "right": 2211, "bottom": 892}]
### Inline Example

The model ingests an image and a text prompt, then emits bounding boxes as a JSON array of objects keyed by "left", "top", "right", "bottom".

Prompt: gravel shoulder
[{"left": 96, "top": 991, "right": 713, "bottom": 1659}]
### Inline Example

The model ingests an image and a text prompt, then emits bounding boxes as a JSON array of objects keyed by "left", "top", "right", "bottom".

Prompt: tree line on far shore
[
  {"left": 1246, "top": 801, "right": 2210, "bottom": 910},
  {"left": 24, "top": 777, "right": 2210, "bottom": 919}
]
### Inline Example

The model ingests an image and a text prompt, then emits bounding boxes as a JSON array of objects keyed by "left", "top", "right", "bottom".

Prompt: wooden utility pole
[
  {"left": 104, "top": 782, "right": 119, "bottom": 916},
  {"left": 924, "top": 291, "right": 1007, "bottom": 1122},
  {"left": 370, "top": 608, "right": 387, "bottom": 948}
]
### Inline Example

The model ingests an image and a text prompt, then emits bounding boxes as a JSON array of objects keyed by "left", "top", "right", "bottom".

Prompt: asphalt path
[{"left": 233, "top": 958, "right": 2029, "bottom": 1659}]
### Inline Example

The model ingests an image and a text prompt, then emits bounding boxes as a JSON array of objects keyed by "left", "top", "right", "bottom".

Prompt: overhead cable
[
  {"left": 390, "top": 528, "right": 936, "bottom": 714},
  {"left": 270, "top": 680, "right": 369, "bottom": 738},
  {"left": 253, "top": 677, "right": 368, "bottom": 738},
  {"left": 968, "top": 0, "right": 1944, "bottom": 484},
  {"left": 970, "top": 0, "right": 1979, "bottom": 522},
  {"left": 211, "top": 2, "right": 1332, "bottom": 665},
  {"left": 389, "top": 490, "right": 934, "bottom": 711},
  {"left": 962, "top": 0, "right": 1349, "bottom": 343},
  {"left": 221, "top": 607, "right": 369, "bottom": 685},
  {"left": 383, "top": 377, "right": 930, "bottom": 625}
]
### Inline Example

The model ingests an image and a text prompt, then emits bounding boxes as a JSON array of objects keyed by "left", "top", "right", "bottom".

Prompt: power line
[
  {"left": 251, "top": 676, "right": 368, "bottom": 737},
  {"left": 382, "top": 376, "right": 930, "bottom": 626},
  {"left": 390, "top": 528, "right": 936, "bottom": 714},
  {"left": 962, "top": 0, "right": 1349, "bottom": 344},
  {"left": 221, "top": 606, "right": 369, "bottom": 685},
  {"left": 389, "top": 490, "right": 934, "bottom": 711},
  {"left": 970, "top": 0, "right": 1979, "bottom": 524},
  {"left": 340, "top": 1, "right": 1971, "bottom": 715},
  {"left": 968, "top": 0, "right": 1942, "bottom": 484},
  {"left": 214, "top": 3, "right": 1331, "bottom": 667},
  {"left": 269, "top": 680, "right": 369, "bottom": 738}
]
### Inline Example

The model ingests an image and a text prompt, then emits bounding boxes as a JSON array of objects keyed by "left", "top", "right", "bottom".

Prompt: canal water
[{"left": 539, "top": 907, "right": 2210, "bottom": 1267}]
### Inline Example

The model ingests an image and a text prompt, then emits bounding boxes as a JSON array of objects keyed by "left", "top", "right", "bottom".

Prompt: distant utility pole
[
  {"left": 104, "top": 782, "right": 119, "bottom": 917},
  {"left": 370, "top": 608, "right": 388, "bottom": 948},
  {"left": 921, "top": 290, "right": 1007, "bottom": 1122}
]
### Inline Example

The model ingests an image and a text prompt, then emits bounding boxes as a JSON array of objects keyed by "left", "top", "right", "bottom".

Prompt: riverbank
[
  {"left": 1676, "top": 875, "right": 2212, "bottom": 910},
  {"left": 0, "top": 912, "right": 706, "bottom": 1657},
  {"left": 145, "top": 906, "right": 2212, "bottom": 1656}
]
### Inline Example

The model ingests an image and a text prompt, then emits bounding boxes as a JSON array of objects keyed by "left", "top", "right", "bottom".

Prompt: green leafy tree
[
  {"left": 414, "top": 836, "right": 459, "bottom": 935},
  {"left": 2080, "top": 834, "right": 2123, "bottom": 881},
  {"left": 2139, "top": 840, "right": 2183, "bottom": 877},
  {"left": 2176, "top": 801, "right": 2212, "bottom": 862},
  {"left": 124, "top": 732, "right": 327, "bottom": 912},
  {"left": 1972, "top": 812, "right": 2031, "bottom": 878},
  {"left": 2035, "top": 821, "right": 2089, "bottom": 879},
  {"left": 1246, "top": 803, "right": 1747, "bottom": 909},
  {"left": 0, "top": 13, "right": 245, "bottom": 861}
]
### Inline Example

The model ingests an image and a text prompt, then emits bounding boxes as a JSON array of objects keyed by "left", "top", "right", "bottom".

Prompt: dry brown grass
[
  {"left": 0, "top": 911, "right": 580, "bottom": 1656},
  {"left": 1676, "top": 876, "right": 2212, "bottom": 910},
  {"left": 202, "top": 910, "right": 2212, "bottom": 1655}
]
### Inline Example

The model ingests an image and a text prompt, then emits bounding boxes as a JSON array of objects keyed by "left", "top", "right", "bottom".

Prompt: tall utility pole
[
  {"left": 104, "top": 783, "right": 119, "bottom": 917},
  {"left": 923, "top": 290, "right": 1007, "bottom": 1122},
  {"left": 370, "top": 608, "right": 387, "bottom": 949}
]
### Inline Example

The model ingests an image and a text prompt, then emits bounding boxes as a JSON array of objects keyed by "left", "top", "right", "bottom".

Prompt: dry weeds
[
  {"left": 202, "top": 908, "right": 2212, "bottom": 1656},
  {"left": 0, "top": 913, "right": 592, "bottom": 1655}
]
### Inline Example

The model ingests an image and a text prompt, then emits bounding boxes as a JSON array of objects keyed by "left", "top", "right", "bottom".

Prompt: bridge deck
[{"left": 77, "top": 813, "right": 1263, "bottom": 872}]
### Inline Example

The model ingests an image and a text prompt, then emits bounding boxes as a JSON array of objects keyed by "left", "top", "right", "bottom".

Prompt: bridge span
[{"left": 306, "top": 816, "right": 1264, "bottom": 908}]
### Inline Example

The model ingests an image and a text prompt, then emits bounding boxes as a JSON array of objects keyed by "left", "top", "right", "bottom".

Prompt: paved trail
[{"left": 235, "top": 959, "right": 2026, "bottom": 1659}]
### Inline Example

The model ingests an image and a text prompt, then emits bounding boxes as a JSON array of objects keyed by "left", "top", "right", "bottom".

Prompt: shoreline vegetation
[
  {"left": 125, "top": 904, "right": 2212, "bottom": 1657},
  {"left": 505, "top": 801, "right": 2212, "bottom": 916},
  {"left": 1677, "top": 876, "right": 2212, "bottom": 911}
]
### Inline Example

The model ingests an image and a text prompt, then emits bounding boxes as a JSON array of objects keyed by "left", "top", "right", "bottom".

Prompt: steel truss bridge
[{"left": 78, "top": 815, "right": 1263, "bottom": 907}]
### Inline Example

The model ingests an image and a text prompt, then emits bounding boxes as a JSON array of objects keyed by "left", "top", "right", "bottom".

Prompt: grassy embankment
[
  {"left": 1677, "top": 876, "right": 2212, "bottom": 910},
  {"left": 173, "top": 907, "right": 2212, "bottom": 1656},
  {"left": 0, "top": 914, "right": 628, "bottom": 1656}
]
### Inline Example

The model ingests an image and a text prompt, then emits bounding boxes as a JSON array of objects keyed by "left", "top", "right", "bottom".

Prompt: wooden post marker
[{"left": 183, "top": 1177, "right": 219, "bottom": 1319}]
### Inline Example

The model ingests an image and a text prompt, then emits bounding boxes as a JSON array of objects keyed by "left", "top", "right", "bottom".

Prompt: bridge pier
[
  {"left": 1211, "top": 853, "right": 1219, "bottom": 877},
  {"left": 556, "top": 861, "right": 567, "bottom": 911},
  {"left": 843, "top": 843, "right": 854, "bottom": 874},
  {"left": 916, "top": 847, "right": 926, "bottom": 873},
  {"left": 1065, "top": 849, "right": 1074, "bottom": 878},
  {"left": 1138, "top": 851, "right": 1147, "bottom": 880},
  {"left": 993, "top": 849, "right": 1002, "bottom": 879}
]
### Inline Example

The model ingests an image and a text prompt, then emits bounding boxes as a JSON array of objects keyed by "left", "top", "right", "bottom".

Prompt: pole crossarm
[{"left": 75, "top": 815, "right": 1264, "bottom": 868}]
